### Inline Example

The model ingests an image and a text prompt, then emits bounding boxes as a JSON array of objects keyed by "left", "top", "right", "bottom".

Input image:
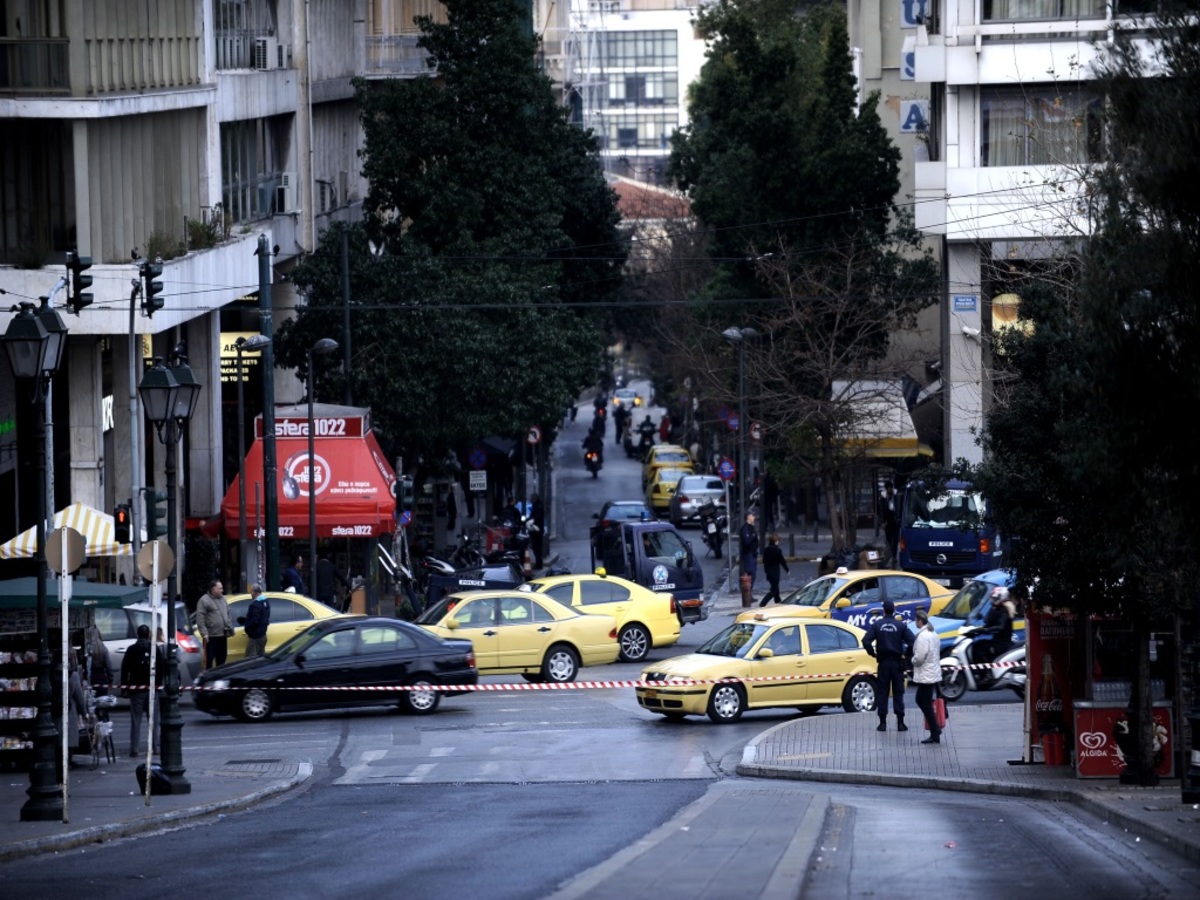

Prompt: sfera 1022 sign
[{"left": 257, "top": 414, "right": 366, "bottom": 439}]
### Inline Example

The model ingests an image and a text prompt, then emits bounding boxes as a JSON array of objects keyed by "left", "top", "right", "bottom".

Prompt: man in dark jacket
[
  {"left": 739, "top": 513, "right": 760, "bottom": 587},
  {"left": 759, "top": 533, "right": 789, "bottom": 606},
  {"left": 529, "top": 493, "right": 547, "bottom": 569},
  {"left": 281, "top": 554, "right": 307, "bottom": 594},
  {"left": 862, "top": 600, "right": 914, "bottom": 732},
  {"left": 120, "top": 624, "right": 164, "bottom": 757},
  {"left": 243, "top": 584, "right": 271, "bottom": 656},
  {"left": 315, "top": 556, "right": 351, "bottom": 610}
]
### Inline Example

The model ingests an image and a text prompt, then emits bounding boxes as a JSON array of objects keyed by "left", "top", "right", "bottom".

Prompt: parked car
[
  {"left": 525, "top": 573, "right": 681, "bottom": 662},
  {"left": 636, "top": 613, "right": 878, "bottom": 722},
  {"left": 94, "top": 601, "right": 203, "bottom": 687},
  {"left": 645, "top": 466, "right": 693, "bottom": 516},
  {"left": 223, "top": 592, "right": 345, "bottom": 663},
  {"left": 642, "top": 445, "right": 694, "bottom": 489},
  {"left": 668, "top": 474, "right": 727, "bottom": 527},
  {"left": 590, "top": 500, "right": 655, "bottom": 563},
  {"left": 416, "top": 589, "right": 619, "bottom": 683},
  {"left": 194, "top": 616, "right": 477, "bottom": 722},
  {"left": 774, "top": 568, "right": 955, "bottom": 629}
]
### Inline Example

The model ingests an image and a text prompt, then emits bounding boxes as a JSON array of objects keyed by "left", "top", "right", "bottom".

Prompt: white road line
[
  {"left": 430, "top": 747, "right": 455, "bottom": 757},
  {"left": 399, "top": 763, "right": 436, "bottom": 783}
]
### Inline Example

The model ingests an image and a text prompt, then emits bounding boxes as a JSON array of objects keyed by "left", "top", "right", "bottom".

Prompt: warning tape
[{"left": 104, "top": 660, "right": 1023, "bottom": 693}]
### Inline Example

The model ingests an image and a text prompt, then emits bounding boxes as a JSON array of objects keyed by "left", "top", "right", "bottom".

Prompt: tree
[
  {"left": 662, "top": 0, "right": 939, "bottom": 545},
  {"left": 970, "top": 5, "right": 1200, "bottom": 785},
  {"left": 275, "top": 0, "right": 626, "bottom": 469}
]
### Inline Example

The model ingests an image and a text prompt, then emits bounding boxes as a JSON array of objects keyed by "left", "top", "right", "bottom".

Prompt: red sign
[
  {"left": 256, "top": 413, "right": 367, "bottom": 439},
  {"left": 1074, "top": 705, "right": 1173, "bottom": 778}
]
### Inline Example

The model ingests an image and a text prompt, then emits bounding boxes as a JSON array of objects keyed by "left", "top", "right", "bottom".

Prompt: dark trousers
[
  {"left": 876, "top": 657, "right": 905, "bottom": 716},
  {"left": 916, "top": 682, "right": 941, "bottom": 738},
  {"left": 205, "top": 635, "right": 228, "bottom": 669},
  {"left": 760, "top": 576, "right": 782, "bottom": 606}
]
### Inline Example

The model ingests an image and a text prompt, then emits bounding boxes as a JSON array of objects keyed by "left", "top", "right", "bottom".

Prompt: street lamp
[
  {"left": 138, "top": 349, "right": 201, "bottom": 795},
  {"left": 235, "top": 335, "right": 271, "bottom": 590},
  {"left": 4, "top": 302, "right": 66, "bottom": 821},
  {"left": 307, "top": 338, "right": 339, "bottom": 575},
  {"left": 722, "top": 326, "right": 758, "bottom": 524}
]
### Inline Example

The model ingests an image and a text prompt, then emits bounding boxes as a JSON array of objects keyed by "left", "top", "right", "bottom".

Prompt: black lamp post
[
  {"left": 138, "top": 349, "right": 200, "bottom": 795},
  {"left": 307, "top": 338, "right": 339, "bottom": 576},
  {"left": 721, "top": 327, "right": 758, "bottom": 522},
  {"left": 235, "top": 335, "right": 271, "bottom": 590},
  {"left": 5, "top": 302, "right": 67, "bottom": 821}
]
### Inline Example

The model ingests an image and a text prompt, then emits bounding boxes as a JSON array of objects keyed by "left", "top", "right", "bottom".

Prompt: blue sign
[
  {"left": 398, "top": 510, "right": 412, "bottom": 527},
  {"left": 727, "top": 413, "right": 740, "bottom": 432},
  {"left": 468, "top": 447, "right": 487, "bottom": 469},
  {"left": 717, "top": 457, "right": 736, "bottom": 482},
  {"left": 953, "top": 295, "right": 978, "bottom": 312}
]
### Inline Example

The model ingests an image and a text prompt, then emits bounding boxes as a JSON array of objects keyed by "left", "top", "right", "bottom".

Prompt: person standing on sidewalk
[
  {"left": 529, "top": 492, "right": 546, "bottom": 569},
  {"left": 315, "top": 555, "right": 351, "bottom": 610},
  {"left": 195, "top": 579, "right": 233, "bottom": 669},
  {"left": 759, "top": 533, "right": 789, "bottom": 606},
  {"left": 243, "top": 584, "right": 271, "bottom": 657},
  {"left": 862, "top": 599, "right": 913, "bottom": 732},
  {"left": 120, "top": 624, "right": 164, "bottom": 757},
  {"left": 911, "top": 608, "right": 943, "bottom": 744},
  {"left": 740, "top": 513, "right": 760, "bottom": 586}
]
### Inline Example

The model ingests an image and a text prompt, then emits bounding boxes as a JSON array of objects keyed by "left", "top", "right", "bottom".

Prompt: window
[
  {"left": 271, "top": 599, "right": 312, "bottom": 623},
  {"left": 457, "top": 600, "right": 495, "bottom": 627},
  {"left": 359, "top": 625, "right": 417, "bottom": 654},
  {"left": 580, "top": 580, "right": 628, "bottom": 605},
  {"left": 221, "top": 116, "right": 289, "bottom": 223},
  {"left": 540, "top": 584, "right": 575, "bottom": 606},
  {"left": 983, "top": 0, "right": 1104, "bottom": 19},
  {"left": 94, "top": 608, "right": 132, "bottom": 642},
  {"left": 498, "top": 597, "right": 533, "bottom": 624},
  {"left": 763, "top": 626, "right": 801, "bottom": 657},
  {"left": 881, "top": 576, "right": 929, "bottom": 602},
  {"left": 806, "top": 624, "right": 861, "bottom": 653},
  {"left": 845, "top": 579, "right": 881, "bottom": 607},
  {"left": 304, "top": 629, "right": 356, "bottom": 661},
  {"left": 982, "top": 88, "right": 1103, "bottom": 167}
]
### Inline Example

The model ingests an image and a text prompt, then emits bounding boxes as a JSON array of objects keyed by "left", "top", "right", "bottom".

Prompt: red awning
[{"left": 219, "top": 421, "right": 396, "bottom": 540}]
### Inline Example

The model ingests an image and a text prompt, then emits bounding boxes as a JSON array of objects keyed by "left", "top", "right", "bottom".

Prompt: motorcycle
[
  {"left": 585, "top": 449, "right": 602, "bottom": 478},
  {"left": 940, "top": 626, "right": 1026, "bottom": 701},
  {"left": 697, "top": 501, "right": 727, "bottom": 558}
]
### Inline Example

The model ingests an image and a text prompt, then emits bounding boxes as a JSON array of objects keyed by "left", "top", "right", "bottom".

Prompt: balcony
[
  {"left": 0, "top": 38, "right": 69, "bottom": 94},
  {"left": 364, "top": 35, "right": 434, "bottom": 78}
]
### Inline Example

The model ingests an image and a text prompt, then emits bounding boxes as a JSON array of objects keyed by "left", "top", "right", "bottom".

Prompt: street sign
[
  {"left": 717, "top": 457, "right": 737, "bottom": 482},
  {"left": 716, "top": 404, "right": 731, "bottom": 422},
  {"left": 469, "top": 470, "right": 487, "bottom": 492},
  {"left": 527, "top": 425, "right": 542, "bottom": 446},
  {"left": 398, "top": 510, "right": 412, "bottom": 528},
  {"left": 468, "top": 447, "right": 487, "bottom": 470},
  {"left": 136, "top": 539, "right": 175, "bottom": 584},
  {"left": 727, "top": 413, "right": 740, "bottom": 432},
  {"left": 46, "top": 526, "right": 86, "bottom": 575},
  {"left": 750, "top": 421, "right": 764, "bottom": 443}
]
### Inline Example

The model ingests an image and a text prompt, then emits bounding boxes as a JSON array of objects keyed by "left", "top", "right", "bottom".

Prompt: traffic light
[
  {"left": 144, "top": 489, "right": 167, "bottom": 540},
  {"left": 113, "top": 503, "right": 131, "bottom": 544},
  {"left": 66, "top": 250, "right": 93, "bottom": 314},
  {"left": 140, "top": 259, "right": 164, "bottom": 315}
]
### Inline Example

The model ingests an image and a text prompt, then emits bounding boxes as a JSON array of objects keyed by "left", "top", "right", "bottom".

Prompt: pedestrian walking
[
  {"left": 759, "top": 533, "right": 789, "bottom": 606},
  {"left": 243, "top": 584, "right": 271, "bottom": 656},
  {"left": 529, "top": 492, "right": 546, "bottom": 569},
  {"left": 120, "top": 624, "right": 164, "bottom": 757},
  {"left": 195, "top": 578, "right": 233, "bottom": 669},
  {"left": 315, "top": 555, "right": 351, "bottom": 610},
  {"left": 862, "top": 599, "right": 914, "bottom": 732},
  {"left": 911, "top": 607, "right": 943, "bottom": 744},
  {"left": 281, "top": 554, "right": 307, "bottom": 594},
  {"left": 739, "top": 513, "right": 759, "bottom": 586}
]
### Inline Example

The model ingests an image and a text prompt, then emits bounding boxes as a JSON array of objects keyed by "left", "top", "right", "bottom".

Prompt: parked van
[{"left": 591, "top": 521, "right": 707, "bottom": 624}]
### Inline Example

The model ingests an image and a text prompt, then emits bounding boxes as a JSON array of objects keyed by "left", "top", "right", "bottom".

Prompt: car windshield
[
  {"left": 780, "top": 576, "right": 847, "bottom": 608},
  {"left": 903, "top": 486, "right": 987, "bottom": 529},
  {"left": 605, "top": 504, "right": 650, "bottom": 521},
  {"left": 415, "top": 595, "right": 468, "bottom": 625},
  {"left": 654, "top": 451, "right": 690, "bottom": 464},
  {"left": 697, "top": 622, "right": 768, "bottom": 658},
  {"left": 939, "top": 579, "right": 994, "bottom": 620},
  {"left": 655, "top": 468, "right": 691, "bottom": 485},
  {"left": 267, "top": 623, "right": 323, "bottom": 658}
]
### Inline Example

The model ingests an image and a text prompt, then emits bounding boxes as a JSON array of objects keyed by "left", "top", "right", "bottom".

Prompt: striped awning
[{"left": 0, "top": 502, "right": 132, "bottom": 560}]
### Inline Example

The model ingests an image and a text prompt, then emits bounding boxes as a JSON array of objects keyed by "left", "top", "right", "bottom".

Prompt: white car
[
  {"left": 669, "top": 474, "right": 727, "bottom": 527},
  {"left": 92, "top": 601, "right": 204, "bottom": 688}
]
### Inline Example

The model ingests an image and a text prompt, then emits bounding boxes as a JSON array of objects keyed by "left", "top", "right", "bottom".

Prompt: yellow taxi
[
  {"left": 223, "top": 592, "right": 346, "bottom": 662},
  {"left": 641, "top": 444, "right": 694, "bottom": 488},
  {"left": 770, "top": 568, "right": 955, "bottom": 629},
  {"left": 416, "top": 589, "right": 619, "bottom": 682},
  {"left": 636, "top": 612, "right": 878, "bottom": 722},
  {"left": 645, "top": 466, "right": 693, "bottom": 515},
  {"left": 526, "top": 572, "right": 681, "bottom": 663}
]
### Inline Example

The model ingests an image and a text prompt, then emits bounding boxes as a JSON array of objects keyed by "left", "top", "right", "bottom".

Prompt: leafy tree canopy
[{"left": 275, "top": 0, "right": 626, "bottom": 468}]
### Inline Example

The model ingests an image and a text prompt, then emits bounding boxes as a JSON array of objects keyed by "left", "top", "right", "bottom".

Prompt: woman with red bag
[{"left": 911, "top": 608, "right": 944, "bottom": 744}]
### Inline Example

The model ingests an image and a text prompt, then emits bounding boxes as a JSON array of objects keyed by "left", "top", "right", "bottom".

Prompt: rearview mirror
[
  {"left": 445, "top": 617, "right": 459, "bottom": 630},
  {"left": 835, "top": 598, "right": 851, "bottom": 609},
  {"left": 758, "top": 648, "right": 775, "bottom": 659}
]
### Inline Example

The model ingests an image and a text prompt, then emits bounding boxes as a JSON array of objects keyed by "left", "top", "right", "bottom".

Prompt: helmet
[{"left": 990, "top": 586, "right": 1010, "bottom": 603}]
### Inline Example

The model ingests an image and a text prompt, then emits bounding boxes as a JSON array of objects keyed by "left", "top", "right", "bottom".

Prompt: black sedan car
[{"left": 193, "top": 616, "right": 477, "bottom": 722}]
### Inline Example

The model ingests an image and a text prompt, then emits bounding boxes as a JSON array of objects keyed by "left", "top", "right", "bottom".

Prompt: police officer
[{"left": 862, "top": 599, "right": 914, "bottom": 732}]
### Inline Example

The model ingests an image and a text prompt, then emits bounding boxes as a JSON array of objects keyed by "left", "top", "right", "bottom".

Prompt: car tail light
[
  {"left": 899, "top": 535, "right": 907, "bottom": 552},
  {"left": 668, "top": 594, "right": 677, "bottom": 614},
  {"left": 677, "top": 494, "right": 689, "bottom": 503},
  {"left": 177, "top": 631, "right": 200, "bottom": 653},
  {"left": 466, "top": 650, "right": 476, "bottom": 668},
  {"left": 608, "top": 628, "right": 617, "bottom": 639},
  {"left": 979, "top": 537, "right": 992, "bottom": 553}
]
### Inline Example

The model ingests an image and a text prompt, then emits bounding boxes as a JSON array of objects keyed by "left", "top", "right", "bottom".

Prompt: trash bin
[{"left": 350, "top": 584, "right": 367, "bottom": 615}]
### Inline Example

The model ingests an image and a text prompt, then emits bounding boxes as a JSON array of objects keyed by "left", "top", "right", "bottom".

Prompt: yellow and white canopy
[{"left": 0, "top": 502, "right": 133, "bottom": 560}]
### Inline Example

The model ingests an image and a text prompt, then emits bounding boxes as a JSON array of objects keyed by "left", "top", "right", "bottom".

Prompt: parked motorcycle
[
  {"left": 940, "top": 626, "right": 1026, "bottom": 701},
  {"left": 585, "top": 449, "right": 602, "bottom": 478},
  {"left": 697, "top": 501, "right": 728, "bottom": 558}
]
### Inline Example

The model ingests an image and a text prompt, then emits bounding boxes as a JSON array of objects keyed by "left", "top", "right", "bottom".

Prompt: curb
[{"left": 0, "top": 762, "right": 313, "bottom": 863}]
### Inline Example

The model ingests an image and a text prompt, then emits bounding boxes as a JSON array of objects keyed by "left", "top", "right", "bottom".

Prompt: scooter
[
  {"left": 940, "top": 626, "right": 1026, "bottom": 701},
  {"left": 585, "top": 449, "right": 602, "bottom": 478},
  {"left": 697, "top": 501, "right": 727, "bottom": 558}
]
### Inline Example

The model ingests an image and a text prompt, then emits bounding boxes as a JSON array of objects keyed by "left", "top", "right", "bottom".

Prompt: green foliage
[
  {"left": 186, "top": 203, "right": 227, "bottom": 251},
  {"left": 144, "top": 229, "right": 184, "bottom": 262},
  {"left": 276, "top": 0, "right": 625, "bottom": 468}
]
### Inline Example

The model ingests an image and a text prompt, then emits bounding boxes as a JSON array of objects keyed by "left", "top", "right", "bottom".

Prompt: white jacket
[{"left": 911, "top": 625, "right": 941, "bottom": 684}]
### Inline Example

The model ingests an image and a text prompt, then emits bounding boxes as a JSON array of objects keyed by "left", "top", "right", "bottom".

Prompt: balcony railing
[
  {"left": 365, "top": 35, "right": 433, "bottom": 77},
  {"left": 0, "top": 38, "right": 69, "bottom": 94}
]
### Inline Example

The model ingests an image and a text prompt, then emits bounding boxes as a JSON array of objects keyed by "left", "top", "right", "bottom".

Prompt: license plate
[
  {"left": 707, "top": 523, "right": 717, "bottom": 533},
  {"left": 643, "top": 689, "right": 658, "bottom": 698},
  {"left": 934, "top": 578, "right": 951, "bottom": 586}
]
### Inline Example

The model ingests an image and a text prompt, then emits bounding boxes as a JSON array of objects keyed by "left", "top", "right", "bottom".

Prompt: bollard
[{"left": 789, "top": 532, "right": 795, "bottom": 558}]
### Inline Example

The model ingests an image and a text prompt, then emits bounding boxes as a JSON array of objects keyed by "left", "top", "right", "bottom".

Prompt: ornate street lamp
[
  {"left": 235, "top": 335, "right": 271, "bottom": 589},
  {"left": 138, "top": 349, "right": 201, "bottom": 795},
  {"left": 307, "top": 338, "right": 339, "bottom": 576},
  {"left": 4, "top": 302, "right": 66, "bottom": 821},
  {"left": 721, "top": 326, "right": 759, "bottom": 524}
]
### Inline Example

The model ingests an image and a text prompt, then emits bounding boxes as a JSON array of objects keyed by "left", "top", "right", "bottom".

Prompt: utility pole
[{"left": 258, "top": 235, "right": 280, "bottom": 590}]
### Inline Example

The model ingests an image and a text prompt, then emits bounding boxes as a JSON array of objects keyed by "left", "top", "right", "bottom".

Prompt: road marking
[
  {"left": 430, "top": 746, "right": 455, "bottom": 757},
  {"left": 399, "top": 763, "right": 436, "bottom": 783}
]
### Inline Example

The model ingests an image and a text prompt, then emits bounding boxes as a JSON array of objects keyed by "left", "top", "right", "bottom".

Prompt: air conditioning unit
[
  {"left": 253, "top": 36, "right": 279, "bottom": 70},
  {"left": 276, "top": 172, "right": 298, "bottom": 212}
]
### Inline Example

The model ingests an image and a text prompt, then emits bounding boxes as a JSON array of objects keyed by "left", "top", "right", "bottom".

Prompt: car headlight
[{"left": 205, "top": 679, "right": 231, "bottom": 692}]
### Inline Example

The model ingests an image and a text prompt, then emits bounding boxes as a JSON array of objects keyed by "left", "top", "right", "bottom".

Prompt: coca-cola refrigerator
[{"left": 1073, "top": 701, "right": 1174, "bottom": 778}]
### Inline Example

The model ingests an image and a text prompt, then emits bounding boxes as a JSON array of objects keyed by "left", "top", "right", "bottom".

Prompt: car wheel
[
  {"left": 541, "top": 645, "right": 579, "bottom": 683},
  {"left": 706, "top": 682, "right": 745, "bottom": 723},
  {"left": 941, "top": 668, "right": 967, "bottom": 702},
  {"left": 401, "top": 676, "right": 441, "bottom": 715},
  {"left": 238, "top": 687, "right": 273, "bottom": 722},
  {"left": 841, "top": 675, "right": 878, "bottom": 713},
  {"left": 618, "top": 624, "right": 652, "bottom": 663}
]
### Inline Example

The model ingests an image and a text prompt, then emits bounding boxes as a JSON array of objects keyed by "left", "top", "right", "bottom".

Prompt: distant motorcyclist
[
  {"left": 637, "top": 415, "right": 656, "bottom": 452},
  {"left": 582, "top": 428, "right": 604, "bottom": 466},
  {"left": 978, "top": 586, "right": 1016, "bottom": 668},
  {"left": 591, "top": 410, "right": 606, "bottom": 439},
  {"left": 613, "top": 404, "right": 629, "bottom": 447}
]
